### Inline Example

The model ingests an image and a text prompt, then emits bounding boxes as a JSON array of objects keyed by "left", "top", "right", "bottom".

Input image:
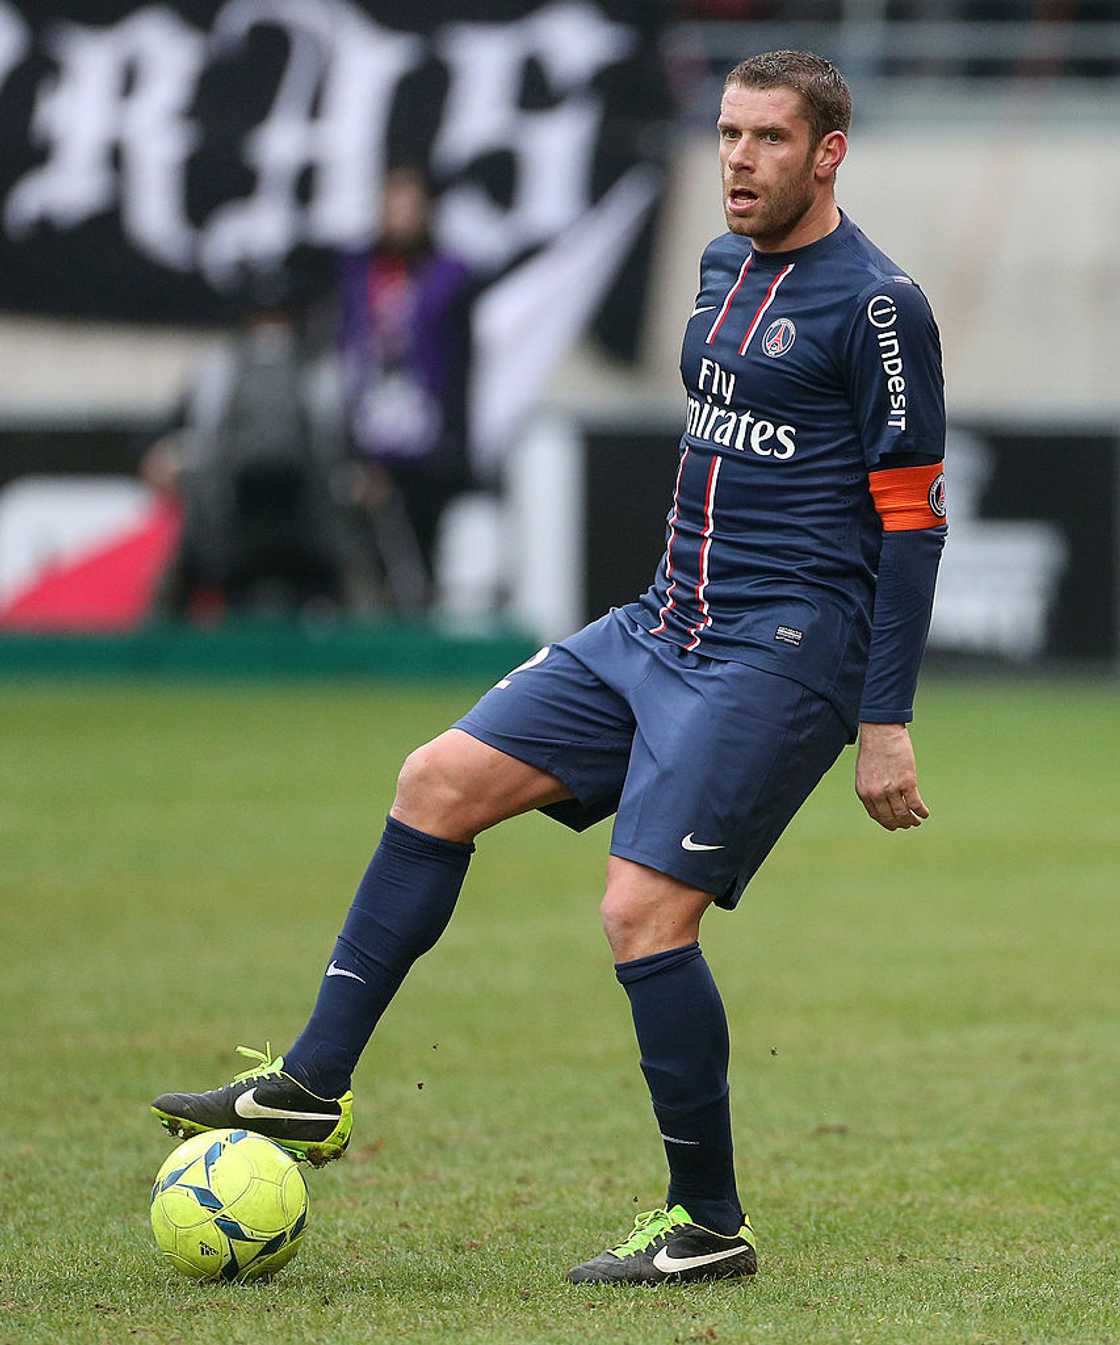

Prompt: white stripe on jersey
[
  {"left": 737, "top": 263, "right": 795, "bottom": 356},
  {"left": 684, "top": 455, "right": 723, "bottom": 651},
  {"left": 705, "top": 255, "right": 753, "bottom": 346}
]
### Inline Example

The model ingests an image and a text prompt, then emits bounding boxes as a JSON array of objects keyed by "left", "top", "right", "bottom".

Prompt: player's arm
[
  {"left": 857, "top": 462, "right": 945, "bottom": 831},
  {"left": 844, "top": 280, "right": 947, "bottom": 832}
]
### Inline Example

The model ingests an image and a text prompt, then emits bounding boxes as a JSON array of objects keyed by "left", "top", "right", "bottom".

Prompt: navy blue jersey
[{"left": 628, "top": 211, "right": 945, "bottom": 731}]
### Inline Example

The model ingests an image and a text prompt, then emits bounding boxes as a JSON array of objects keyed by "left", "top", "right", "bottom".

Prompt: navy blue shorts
[{"left": 455, "top": 608, "right": 849, "bottom": 909}]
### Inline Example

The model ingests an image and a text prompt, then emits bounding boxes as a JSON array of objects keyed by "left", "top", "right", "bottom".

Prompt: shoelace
[
  {"left": 611, "top": 1207, "right": 682, "bottom": 1257},
  {"left": 230, "top": 1043, "right": 285, "bottom": 1084}
]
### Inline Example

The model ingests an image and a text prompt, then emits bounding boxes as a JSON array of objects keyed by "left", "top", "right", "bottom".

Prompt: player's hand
[{"left": 855, "top": 722, "right": 929, "bottom": 831}]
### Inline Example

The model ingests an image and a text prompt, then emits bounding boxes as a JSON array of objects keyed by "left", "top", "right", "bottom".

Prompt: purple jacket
[{"left": 338, "top": 247, "right": 472, "bottom": 476}]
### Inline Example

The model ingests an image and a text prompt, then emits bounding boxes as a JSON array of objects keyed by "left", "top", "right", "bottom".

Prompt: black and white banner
[{"left": 0, "top": 1, "right": 666, "bottom": 320}]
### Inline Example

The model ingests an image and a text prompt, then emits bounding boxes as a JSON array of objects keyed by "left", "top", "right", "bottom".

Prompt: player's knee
[
  {"left": 600, "top": 862, "right": 712, "bottom": 961},
  {"left": 599, "top": 887, "right": 649, "bottom": 959},
  {"left": 392, "top": 745, "right": 428, "bottom": 819},
  {"left": 392, "top": 738, "right": 476, "bottom": 839}
]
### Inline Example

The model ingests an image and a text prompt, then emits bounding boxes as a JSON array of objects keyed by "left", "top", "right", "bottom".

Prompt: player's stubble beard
[{"left": 724, "top": 145, "right": 818, "bottom": 249}]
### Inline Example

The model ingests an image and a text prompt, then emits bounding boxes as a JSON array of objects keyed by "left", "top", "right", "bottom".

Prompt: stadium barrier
[{"left": 0, "top": 622, "right": 537, "bottom": 682}]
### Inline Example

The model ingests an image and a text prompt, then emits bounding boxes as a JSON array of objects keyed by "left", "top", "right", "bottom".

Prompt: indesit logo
[
  {"left": 867, "top": 295, "right": 897, "bottom": 329},
  {"left": 867, "top": 294, "right": 907, "bottom": 432}
]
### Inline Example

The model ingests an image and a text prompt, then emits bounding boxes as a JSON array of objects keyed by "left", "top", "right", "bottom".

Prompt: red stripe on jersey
[
  {"left": 649, "top": 447, "right": 690, "bottom": 635},
  {"left": 683, "top": 454, "right": 722, "bottom": 651},
  {"left": 705, "top": 255, "right": 753, "bottom": 345},
  {"left": 737, "top": 262, "right": 795, "bottom": 356}
]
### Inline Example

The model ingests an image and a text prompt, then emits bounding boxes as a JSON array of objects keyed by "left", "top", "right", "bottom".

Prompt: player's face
[{"left": 717, "top": 85, "right": 835, "bottom": 247}]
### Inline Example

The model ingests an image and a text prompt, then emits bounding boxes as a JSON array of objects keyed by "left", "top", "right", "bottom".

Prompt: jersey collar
[{"left": 742, "top": 209, "right": 856, "bottom": 270}]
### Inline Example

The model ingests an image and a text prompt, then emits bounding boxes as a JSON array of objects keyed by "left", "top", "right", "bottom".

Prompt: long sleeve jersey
[{"left": 627, "top": 211, "right": 947, "bottom": 736}]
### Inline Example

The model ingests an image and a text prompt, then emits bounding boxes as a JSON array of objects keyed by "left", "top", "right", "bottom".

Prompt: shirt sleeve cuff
[{"left": 857, "top": 707, "right": 914, "bottom": 725}]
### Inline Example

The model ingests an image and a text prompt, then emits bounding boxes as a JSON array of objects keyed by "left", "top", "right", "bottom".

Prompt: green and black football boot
[
  {"left": 151, "top": 1044, "right": 352, "bottom": 1167},
  {"left": 567, "top": 1204, "right": 756, "bottom": 1285}
]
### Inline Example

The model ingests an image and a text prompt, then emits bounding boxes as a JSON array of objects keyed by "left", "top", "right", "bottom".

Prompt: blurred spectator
[
  {"left": 338, "top": 167, "right": 477, "bottom": 612},
  {"left": 143, "top": 272, "right": 354, "bottom": 619}
]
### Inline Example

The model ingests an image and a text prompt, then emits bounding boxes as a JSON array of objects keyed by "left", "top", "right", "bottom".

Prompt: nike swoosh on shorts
[
  {"left": 652, "top": 1245, "right": 747, "bottom": 1274},
  {"left": 681, "top": 833, "right": 724, "bottom": 852},
  {"left": 233, "top": 1090, "right": 339, "bottom": 1123},
  {"left": 690, "top": 304, "right": 717, "bottom": 318}
]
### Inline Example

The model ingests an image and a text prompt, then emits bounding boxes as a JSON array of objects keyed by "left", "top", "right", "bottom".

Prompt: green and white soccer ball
[{"left": 150, "top": 1128, "right": 309, "bottom": 1282}]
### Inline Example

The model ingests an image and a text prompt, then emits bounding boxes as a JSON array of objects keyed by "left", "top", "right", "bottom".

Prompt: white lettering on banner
[
  {"left": 0, "top": 5, "right": 30, "bottom": 97},
  {"left": 0, "top": 0, "right": 637, "bottom": 279},
  {"left": 5, "top": 9, "right": 205, "bottom": 268},
  {"left": 199, "top": 0, "right": 422, "bottom": 283},
  {"left": 433, "top": 4, "right": 636, "bottom": 270}
]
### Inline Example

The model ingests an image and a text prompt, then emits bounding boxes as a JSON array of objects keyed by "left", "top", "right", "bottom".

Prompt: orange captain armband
[{"left": 868, "top": 461, "right": 946, "bottom": 531}]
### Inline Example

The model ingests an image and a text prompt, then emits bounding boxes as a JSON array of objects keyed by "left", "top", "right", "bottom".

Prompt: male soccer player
[{"left": 152, "top": 51, "right": 947, "bottom": 1285}]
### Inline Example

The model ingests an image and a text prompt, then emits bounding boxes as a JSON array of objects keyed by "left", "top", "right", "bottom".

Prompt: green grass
[{"left": 1, "top": 676, "right": 1118, "bottom": 1344}]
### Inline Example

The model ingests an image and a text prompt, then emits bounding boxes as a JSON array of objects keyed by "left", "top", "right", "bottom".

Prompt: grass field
[{"left": 1, "top": 676, "right": 1118, "bottom": 1345}]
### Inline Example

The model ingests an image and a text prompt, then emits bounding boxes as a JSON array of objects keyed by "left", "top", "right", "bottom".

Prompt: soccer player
[{"left": 152, "top": 51, "right": 947, "bottom": 1285}]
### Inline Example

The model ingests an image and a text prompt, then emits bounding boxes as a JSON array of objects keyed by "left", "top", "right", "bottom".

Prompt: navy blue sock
[
  {"left": 285, "top": 816, "right": 473, "bottom": 1096},
  {"left": 615, "top": 943, "right": 743, "bottom": 1236}
]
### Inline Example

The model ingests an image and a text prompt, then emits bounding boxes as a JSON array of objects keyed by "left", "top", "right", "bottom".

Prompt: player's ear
[{"left": 816, "top": 130, "right": 847, "bottom": 178}]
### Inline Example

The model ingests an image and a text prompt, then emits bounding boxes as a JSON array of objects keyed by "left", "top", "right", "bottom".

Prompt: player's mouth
[{"left": 726, "top": 186, "right": 760, "bottom": 216}]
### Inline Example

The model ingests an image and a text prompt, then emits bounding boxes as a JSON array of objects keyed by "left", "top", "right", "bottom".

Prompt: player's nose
[{"left": 726, "top": 141, "right": 755, "bottom": 172}]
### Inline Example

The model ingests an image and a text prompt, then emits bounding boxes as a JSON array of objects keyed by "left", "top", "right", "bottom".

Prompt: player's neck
[{"left": 750, "top": 198, "right": 841, "bottom": 255}]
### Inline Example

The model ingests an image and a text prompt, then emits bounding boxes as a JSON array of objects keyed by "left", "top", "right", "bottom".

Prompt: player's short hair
[{"left": 725, "top": 51, "right": 852, "bottom": 146}]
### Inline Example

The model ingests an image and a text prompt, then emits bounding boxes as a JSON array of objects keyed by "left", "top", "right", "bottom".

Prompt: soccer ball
[{"left": 149, "top": 1128, "right": 309, "bottom": 1282}]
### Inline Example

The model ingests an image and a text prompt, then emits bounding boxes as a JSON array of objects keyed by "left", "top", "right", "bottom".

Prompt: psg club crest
[
  {"left": 928, "top": 472, "right": 947, "bottom": 518},
  {"left": 762, "top": 317, "right": 796, "bottom": 358}
]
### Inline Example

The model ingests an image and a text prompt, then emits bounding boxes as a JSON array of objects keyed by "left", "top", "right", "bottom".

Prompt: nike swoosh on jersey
[
  {"left": 689, "top": 304, "right": 717, "bottom": 318},
  {"left": 652, "top": 1244, "right": 747, "bottom": 1274},
  {"left": 233, "top": 1090, "right": 339, "bottom": 1123},
  {"left": 681, "top": 833, "right": 724, "bottom": 851},
  {"left": 325, "top": 960, "right": 366, "bottom": 983}
]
